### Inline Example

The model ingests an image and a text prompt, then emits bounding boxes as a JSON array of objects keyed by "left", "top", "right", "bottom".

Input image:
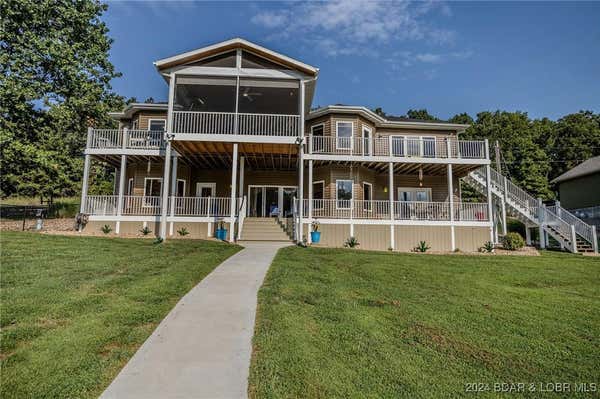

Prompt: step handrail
[{"left": 547, "top": 205, "right": 595, "bottom": 246}]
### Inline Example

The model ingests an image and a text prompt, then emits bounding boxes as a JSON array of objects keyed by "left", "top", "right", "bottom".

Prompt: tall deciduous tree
[
  {"left": 0, "top": 0, "right": 124, "bottom": 198},
  {"left": 405, "top": 109, "right": 440, "bottom": 122},
  {"left": 549, "top": 111, "right": 600, "bottom": 180}
]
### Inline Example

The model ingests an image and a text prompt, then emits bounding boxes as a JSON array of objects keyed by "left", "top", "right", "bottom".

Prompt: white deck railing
[
  {"left": 84, "top": 196, "right": 242, "bottom": 217},
  {"left": 169, "top": 196, "right": 234, "bottom": 217},
  {"left": 307, "top": 136, "right": 486, "bottom": 159},
  {"left": 302, "top": 199, "right": 489, "bottom": 222},
  {"left": 172, "top": 111, "right": 300, "bottom": 136},
  {"left": 87, "top": 129, "right": 165, "bottom": 150},
  {"left": 84, "top": 195, "right": 119, "bottom": 215}
]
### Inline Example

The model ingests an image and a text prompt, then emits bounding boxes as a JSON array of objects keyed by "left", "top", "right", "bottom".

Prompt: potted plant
[
  {"left": 215, "top": 220, "right": 227, "bottom": 240},
  {"left": 310, "top": 221, "right": 321, "bottom": 243}
]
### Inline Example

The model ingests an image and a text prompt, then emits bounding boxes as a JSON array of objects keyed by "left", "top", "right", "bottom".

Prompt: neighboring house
[
  {"left": 551, "top": 156, "right": 600, "bottom": 230},
  {"left": 79, "top": 38, "right": 596, "bottom": 253}
]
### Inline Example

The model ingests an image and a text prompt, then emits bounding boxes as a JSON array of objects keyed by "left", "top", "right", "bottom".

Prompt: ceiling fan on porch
[{"left": 241, "top": 87, "right": 262, "bottom": 102}]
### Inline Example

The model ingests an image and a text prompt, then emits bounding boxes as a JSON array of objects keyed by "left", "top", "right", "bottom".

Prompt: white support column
[
  {"left": 538, "top": 198, "right": 546, "bottom": 249},
  {"left": 80, "top": 153, "right": 91, "bottom": 215},
  {"left": 169, "top": 155, "right": 178, "bottom": 236},
  {"left": 297, "top": 79, "right": 305, "bottom": 243},
  {"left": 447, "top": 163, "right": 456, "bottom": 251},
  {"left": 484, "top": 140, "right": 494, "bottom": 244},
  {"left": 116, "top": 154, "right": 127, "bottom": 234},
  {"left": 307, "top": 160, "right": 313, "bottom": 243},
  {"left": 591, "top": 226, "right": 598, "bottom": 253},
  {"left": 389, "top": 162, "right": 395, "bottom": 250},
  {"left": 502, "top": 176, "right": 508, "bottom": 236},
  {"left": 160, "top": 145, "right": 172, "bottom": 239},
  {"left": 159, "top": 72, "right": 176, "bottom": 240},
  {"left": 229, "top": 144, "right": 239, "bottom": 242},
  {"left": 298, "top": 149, "right": 304, "bottom": 242},
  {"left": 570, "top": 224, "right": 578, "bottom": 253},
  {"left": 525, "top": 226, "right": 532, "bottom": 245},
  {"left": 238, "top": 156, "right": 245, "bottom": 198}
]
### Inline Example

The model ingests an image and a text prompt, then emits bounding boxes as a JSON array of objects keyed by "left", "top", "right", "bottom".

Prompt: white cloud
[
  {"left": 250, "top": 11, "right": 288, "bottom": 29},
  {"left": 251, "top": 0, "right": 457, "bottom": 57}
]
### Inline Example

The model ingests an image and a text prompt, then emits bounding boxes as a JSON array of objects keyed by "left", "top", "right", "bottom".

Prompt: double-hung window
[
  {"left": 336, "top": 121, "right": 353, "bottom": 150},
  {"left": 398, "top": 187, "right": 431, "bottom": 202},
  {"left": 336, "top": 180, "right": 353, "bottom": 209}
]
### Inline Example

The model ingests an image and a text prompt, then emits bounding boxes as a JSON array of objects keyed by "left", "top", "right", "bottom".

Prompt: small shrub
[
  {"left": 177, "top": 227, "right": 190, "bottom": 236},
  {"left": 101, "top": 224, "right": 112, "bottom": 234},
  {"left": 153, "top": 237, "right": 163, "bottom": 245},
  {"left": 414, "top": 241, "right": 430, "bottom": 253},
  {"left": 139, "top": 226, "right": 152, "bottom": 236},
  {"left": 481, "top": 241, "right": 495, "bottom": 253},
  {"left": 502, "top": 232, "right": 525, "bottom": 251},
  {"left": 344, "top": 236, "right": 360, "bottom": 248}
]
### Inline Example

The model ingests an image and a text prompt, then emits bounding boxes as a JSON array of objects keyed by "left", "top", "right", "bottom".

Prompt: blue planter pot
[
  {"left": 311, "top": 231, "right": 321, "bottom": 243},
  {"left": 215, "top": 228, "right": 227, "bottom": 240}
]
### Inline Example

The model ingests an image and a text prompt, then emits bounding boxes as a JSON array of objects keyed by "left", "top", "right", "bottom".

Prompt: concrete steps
[{"left": 240, "top": 218, "right": 291, "bottom": 242}]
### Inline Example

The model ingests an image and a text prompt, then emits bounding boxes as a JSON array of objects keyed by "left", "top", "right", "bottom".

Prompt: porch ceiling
[
  {"left": 312, "top": 160, "right": 479, "bottom": 177},
  {"left": 173, "top": 141, "right": 299, "bottom": 171}
]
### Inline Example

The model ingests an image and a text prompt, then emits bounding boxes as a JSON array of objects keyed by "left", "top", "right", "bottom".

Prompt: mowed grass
[
  {"left": 249, "top": 247, "right": 600, "bottom": 398},
  {"left": 0, "top": 232, "right": 240, "bottom": 398}
]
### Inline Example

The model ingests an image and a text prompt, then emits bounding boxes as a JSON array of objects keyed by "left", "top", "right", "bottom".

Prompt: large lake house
[{"left": 79, "top": 38, "right": 597, "bottom": 253}]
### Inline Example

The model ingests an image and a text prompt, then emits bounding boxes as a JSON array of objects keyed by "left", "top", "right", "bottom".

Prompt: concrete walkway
[{"left": 101, "top": 242, "right": 289, "bottom": 399}]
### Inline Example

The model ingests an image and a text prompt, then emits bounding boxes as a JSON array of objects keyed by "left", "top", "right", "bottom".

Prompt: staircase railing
[
  {"left": 547, "top": 205, "right": 596, "bottom": 249},
  {"left": 471, "top": 167, "right": 539, "bottom": 222},
  {"left": 467, "top": 166, "right": 597, "bottom": 252},
  {"left": 542, "top": 206, "right": 577, "bottom": 252}
]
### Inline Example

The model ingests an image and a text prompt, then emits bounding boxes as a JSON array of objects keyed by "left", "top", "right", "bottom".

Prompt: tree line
[{"left": 2, "top": 1, "right": 599, "bottom": 201}]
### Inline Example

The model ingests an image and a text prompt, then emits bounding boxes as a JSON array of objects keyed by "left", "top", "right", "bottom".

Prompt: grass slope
[
  {"left": 250, "top": 247, "right": 600, "bottom": 399},
  {"left": 0, "top": 232, "right": 240, "bottom": 398}
]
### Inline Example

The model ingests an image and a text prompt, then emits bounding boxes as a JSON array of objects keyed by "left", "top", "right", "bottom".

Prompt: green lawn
[
  {"left": 249, "top": 248, "right": 600, "bottom": 398},
  {"left": 0, "top": 232, "right": 240, "bottom": 399}
]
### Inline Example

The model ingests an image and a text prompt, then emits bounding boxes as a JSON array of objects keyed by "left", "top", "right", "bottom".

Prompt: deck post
[
  {"left": 570, "top": 224, "right": 578, "bottom": 253},
  {"left": 160, "top": 144, "right": 172, "bottom": 240},
  {"left": 238, "top": 156, "right": 245, "bottom": 198},
  {"left": 159, "top": 72, "right": 176, "bottom": 240},
  {"left": 525, "top": 225, "right": 532, "bottom": 245},
  {"left": 389, "top": 162, "right": 395, "bottom": 250},
  {"left": 169, "top": 155, "right": 178, "bottom": 236},
  {"left": 80, "top": 153, "right": 91, "bottom": 216},
  {"left": 501, "top": 176, "right": 508, "bottom": 236},
  {"left": 297, "top": 79, "right": 305, "bottom": 243},
  {"left": 307, "top": 160, "right": 313, "bottom": 243},
  {"left": 116, "top": 154, "right": 127, "bottom": 234},
  {"left": 229, "top": 143, "right": 238, "bottom": 242},
  {"left": 591, "top": 226, "right": 598, "bottom": 253},
  {"left": 538, "top": 198, "right": 546, "bottom": 249},
  {"left": 447, "top": 163, "right": 456, "bottom": 251},
  {"left": 484, "top": 140, "right": 494, "bottom": 244}
]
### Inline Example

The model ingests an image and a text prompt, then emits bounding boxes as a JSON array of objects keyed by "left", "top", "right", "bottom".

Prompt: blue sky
[{"left": 102, "top": 1, "right": 600, "bottom": 120}]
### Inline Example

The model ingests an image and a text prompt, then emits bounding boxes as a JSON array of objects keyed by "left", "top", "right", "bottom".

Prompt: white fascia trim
[
  {"left": 302, "top": 219, "right": 492, "bottom": 227},
  {"left": 171, "top": 133, "right": 298, "bottom": 144},
  {"left": 88, "top": 215, "right": 237, "bottom": 223},
  {"left": 303, "top": 153, "right": 490, "bottom": 165},
  {"left": 110, "top": 103, "right": 169, "bottom": 120},
  {"left": 153, "top": 38, "right": 318, "bottom": 75},
  {"left": 307, "top": 106, "right": 469, "bottom": 132},
  {"left": 85, "top": 149, "right": 169, "bottom": 157}
]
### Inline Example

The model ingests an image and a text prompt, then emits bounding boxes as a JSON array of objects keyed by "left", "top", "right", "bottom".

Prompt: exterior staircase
[
  {"left": 239, "top": 217, "right": 292, "bottom": 242},
  {"left": 463, "top": 166, "right": 598, "bottom": 253}
]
